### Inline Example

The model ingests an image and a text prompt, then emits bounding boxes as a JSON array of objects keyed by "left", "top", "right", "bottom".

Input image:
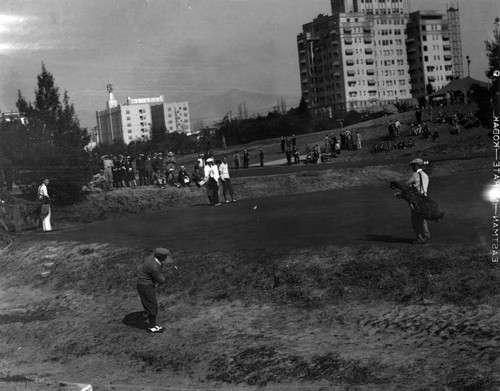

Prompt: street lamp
[{"left": 466, "top": 55, "right": 471, "bottom": 77}]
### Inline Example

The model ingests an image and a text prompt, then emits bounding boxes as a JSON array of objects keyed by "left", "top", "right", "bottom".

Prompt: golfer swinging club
[{"left": 137, "top": 247, "right": 174, "bottom": 333}]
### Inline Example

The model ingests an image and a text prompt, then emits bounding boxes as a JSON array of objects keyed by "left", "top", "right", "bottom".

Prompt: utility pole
[{"left": 466, "top": 55, "right": 470, "bottom": 77}]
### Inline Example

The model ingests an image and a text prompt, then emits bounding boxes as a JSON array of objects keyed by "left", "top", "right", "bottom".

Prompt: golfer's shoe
[{"left": 147, "top": 325, "right": 164, "bottom": 333}]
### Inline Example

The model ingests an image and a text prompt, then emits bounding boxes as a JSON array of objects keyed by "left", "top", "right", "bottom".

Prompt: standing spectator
[
  {"left": 388, "top": 121, "right": 395, "bottom": 140},
  {"left": 329, "top": 135, "right": 336, "bottom": 157},
  {"left": 219, "top": 156, "right": 237, "bottom": 203},
  {"left": 324, "top": 134, "right": 329, "bottom": 152},
  {"left": 136, "top": 154, "right": 147, "bottom": 186},
  {"left": 395, "top": 120, "right": 402, "bottom": 138},
  {"left": 280, "top": 137, "right": 285, "bottom": 154},
  {"left": 291, "top": 134, "right": 296, "bottom": 148},
  {"left": 285, "top": 136, "right": 292, "bottom": 151},
  {"left": 111, "top": 155, "right": 120, "bottom": 187},
  {"left": 356, "top": 132, "right": 362, "bottom": 150},
  {"left": 125, "top": 156, "right": 137, "bottom": 188},
  {"left": 285, "top": 148, "right": 292, "bottom": 166},
  {"left": 405, "top": 158, "right": 430, "bottom": 244},
  {"left": 415, "top": 107, "right": 422, "bottom": 125},
  {"left": 332, "top": 136, "right": 338, "bottom": 157},
  {"left": 293, "top": 147, "right": 300, "bottom": 165},
  {"left": 102, "top": 155, "right": 114, "bottom": 187},
  {"left": 116, "top": 155, "right": 126, "bottom": 187},
  {"left": 38, "top": 178, "right": 52, "bottom": 232},
  {"left": 243, "top": 150, "right": 250, "bottom": 168},
  {"left": 203, "top": 158, "right": 213, "bottom": 204},
  {"left": 259, "top": 149, "right": 264, "bottom": 167},
  {"left": 204, "top": 158, "right": 221, "bottom": 206},
  {"left": 233, "top": 152, "right": 240, "bottom": 169},
  {"left": 145, "top": 153, "right": 153, "bottom": 185},
  {"left": 136, "top": 247, "right": 174, "bottom": 333}
]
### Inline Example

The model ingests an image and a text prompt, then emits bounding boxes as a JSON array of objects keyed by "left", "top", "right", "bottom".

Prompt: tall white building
[
  {"left": 406, "top": 9, "right": 463, "bottom": 99},
  {"left": 96, "top": 88, "right": 191, "bottom": 145},
  {"left": 298, "top": 0, "right": 463, "bottom": 115}
]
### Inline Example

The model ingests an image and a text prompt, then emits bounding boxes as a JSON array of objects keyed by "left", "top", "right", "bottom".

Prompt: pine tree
[{"left": 8, "top": 62, "right": 91, "bottom": 203}]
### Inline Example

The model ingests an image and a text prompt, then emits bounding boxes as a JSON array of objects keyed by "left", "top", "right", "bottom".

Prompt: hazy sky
[{"left": 0, "top": 0, "right": 498, "bottom": 128}]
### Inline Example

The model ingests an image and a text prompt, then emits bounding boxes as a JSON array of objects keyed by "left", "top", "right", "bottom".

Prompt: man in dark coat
[{"left": 137, "top": 248, "right": 174, "bottom": 333}]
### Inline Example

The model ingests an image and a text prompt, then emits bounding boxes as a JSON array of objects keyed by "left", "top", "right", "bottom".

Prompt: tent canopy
[{"left": 429, "top": 76, "right": 490, "bottom": 97}]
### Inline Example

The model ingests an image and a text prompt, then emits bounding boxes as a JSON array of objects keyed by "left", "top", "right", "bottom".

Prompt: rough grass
[{"left": 4, "top": 241, "right": 497, "bottom": 308}]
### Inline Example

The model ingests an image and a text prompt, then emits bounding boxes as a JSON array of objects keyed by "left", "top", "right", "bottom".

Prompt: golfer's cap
[
  {"left": 155, "top": 248, "right": 170, "bottom": 257},
  {"left": 206, "top": 158, "right": 214, "bottom": 163},
  {"left": 409, "top": 158, "right": 424, "bottom": 165}
]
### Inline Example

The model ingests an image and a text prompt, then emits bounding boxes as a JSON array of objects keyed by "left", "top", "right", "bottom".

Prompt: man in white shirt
[
  {"left": 204, "top": 158, "right": 221, "bottom": 206},
  {"left": 406, "top": 158, "right": 430, "bottom": 244},
  {"left": 101, "top": 155, "right": 114, "bottom": 187},
  {"left": 219, "top": 156, "right": 236, "bottom": 203}
]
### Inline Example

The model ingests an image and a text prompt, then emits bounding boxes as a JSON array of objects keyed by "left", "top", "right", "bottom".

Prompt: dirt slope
[{"left": 0, "top": 240, "right": 498, "bottom": 390}]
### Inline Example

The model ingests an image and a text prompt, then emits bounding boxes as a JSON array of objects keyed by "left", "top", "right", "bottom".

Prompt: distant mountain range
[
  {"left": 188, "top": 89, "right": 301, "bottom": 127},
  {"left": 78, "top": 89, "right": 301, "bottom": 131}
]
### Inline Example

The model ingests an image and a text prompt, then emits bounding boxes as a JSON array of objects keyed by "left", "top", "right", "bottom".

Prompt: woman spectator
[{"left": 38, "top": 178, "right": 52, "bottom": 232}]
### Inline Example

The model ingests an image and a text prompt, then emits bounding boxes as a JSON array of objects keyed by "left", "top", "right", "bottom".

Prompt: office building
[{"left": 96, "top": 89, "right": 191, "bottom": 145}]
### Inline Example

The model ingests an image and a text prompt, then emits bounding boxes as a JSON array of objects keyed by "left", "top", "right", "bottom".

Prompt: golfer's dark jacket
[{"left": 137, "top": 257, "right": 166, "bottom": 287}]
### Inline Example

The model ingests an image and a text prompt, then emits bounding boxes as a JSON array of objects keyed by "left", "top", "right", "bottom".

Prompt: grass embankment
[
  {"left": 1, "top": 240, "right": 498, "bottom": 390},
  {"left": 54, "top": 155, "right": 488, "bottom": 227}
]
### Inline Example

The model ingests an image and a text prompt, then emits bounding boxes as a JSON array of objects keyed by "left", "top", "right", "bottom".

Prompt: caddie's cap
[
  {"left": 409, "top": 158, "right": 424, "bottom": 165},
  {"left": 206, "top": 158, "right": 214, "bottom": 163},
  {"left": 155, "top": 248, "right": 170, "bottom": 257}
]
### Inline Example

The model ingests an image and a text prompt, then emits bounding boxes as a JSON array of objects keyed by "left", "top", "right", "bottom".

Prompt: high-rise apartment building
[
  {"left": 406, "top": 10, "right": 462, "bottom": 98},
  {"left": 96, "top": 88, "right": 191, "bottom": 145},
  {"left": 298, "top": 0, "right": 463, "bottom": 115}
]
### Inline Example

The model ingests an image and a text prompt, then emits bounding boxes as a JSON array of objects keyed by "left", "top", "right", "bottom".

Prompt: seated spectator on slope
[
  {"left": 177, "top": 166, "right": 191, "bottom": 187},
  {"left": 153, "top": 170, "right": 166, "bottom": 188},
  {"left": 192, "top": 164, "right": 203, "bottom": 186},
  {"left": 82, "top": 170, "right": 110, "bottom": 192}
]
